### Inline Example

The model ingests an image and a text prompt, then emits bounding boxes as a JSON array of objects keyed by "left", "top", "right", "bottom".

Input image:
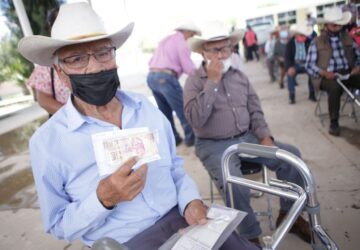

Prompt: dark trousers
[
  {"left": 123, "top": 206, "right": 259, "bottom": 250},
  {"left": 247, "top": 45, "right": 259, "bottom": 61},
  {"left": 320, "top": 74, "right": 360, "bottom": 121},
  {"left": 147, "top": 72, "right": 194, "bottom": 144}
]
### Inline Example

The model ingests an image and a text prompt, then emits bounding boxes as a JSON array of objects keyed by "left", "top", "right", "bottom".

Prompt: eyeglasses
[
  {"left": 203, "top": 45, "right": 232, "bottom": 55},
  {"left": 59, "top": 47, "right": 116, "bottom": 69}
]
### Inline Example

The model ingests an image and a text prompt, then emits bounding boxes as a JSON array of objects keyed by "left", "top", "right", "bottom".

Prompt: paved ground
[{"left": 0, "top": 59, "right": 359, "bottom": 249}]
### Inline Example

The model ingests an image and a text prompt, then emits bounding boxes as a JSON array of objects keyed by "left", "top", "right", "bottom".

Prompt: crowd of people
[
  {"left": 263, "top": 6, "right": 360, "bottom": 136},
  {"left": 19, "top": 1, "right": 359, "bottom": 249}
]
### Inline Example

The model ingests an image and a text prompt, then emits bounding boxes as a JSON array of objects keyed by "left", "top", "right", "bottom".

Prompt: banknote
[{"left": 92, "top": 127, "right": 160, "bottom": 175}]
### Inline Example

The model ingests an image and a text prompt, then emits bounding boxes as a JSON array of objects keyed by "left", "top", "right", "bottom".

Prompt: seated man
[
  {"left": 285, "top": 24, "right": 316, "bottom": 104},
  {"left": 184, "top": 20, "right": 311, "bottom": 245},
  {"left": 19, "top": 3, "right": 257, "bottom": 250},
  {"left": 306, "top": 6, "right": 360, "bottom": 136}
]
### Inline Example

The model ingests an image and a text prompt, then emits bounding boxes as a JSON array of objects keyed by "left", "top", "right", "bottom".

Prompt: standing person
[
  {"left": 147, "top": 23, "right": 200, "bottom": 147},
  {"left": 274, "top": 27, "right": 289, "bottom": 89},
  {"left": 306, "top": 7, "right": 360, "bottom": 136},
  {"left": 264, "top": 30, "right": 278, "bottom": 82},
  {"left": 285, "top": 24, "right": 316, "bottom": 104},
  {"left": 18, "top": 3, "right": 257, "bottom": 249},
  {"left": 244, "top": 25, "right": 259, "bottom": 61},
  {"left": 27, "top": 6, "right": 70, "bottom": 115},
  {"left": 184, "top": 20, "right": 311, "bottom": 245}
]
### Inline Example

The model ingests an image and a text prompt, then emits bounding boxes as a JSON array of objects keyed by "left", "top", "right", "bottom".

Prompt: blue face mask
[{"left": 280, "top": 31, "right": 288, "bottom": 39}]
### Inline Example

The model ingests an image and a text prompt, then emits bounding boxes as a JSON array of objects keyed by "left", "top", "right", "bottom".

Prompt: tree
[{"left": 0, "top": 0, "right": 64, "bottom": 94}]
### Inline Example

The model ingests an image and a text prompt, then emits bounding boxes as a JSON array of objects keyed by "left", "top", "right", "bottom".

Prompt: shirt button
[
  {"left": 207, "top": 105, "right": 211, "bottom": 108},
  {"left": 214, "top": 88, "right": 218, "bottom": 92},
  {"left": 232, "top": 107, "right": 236, "bottom": 111},
  {"left": 227, "top": 93, "right": 230, "bottom": 97}
]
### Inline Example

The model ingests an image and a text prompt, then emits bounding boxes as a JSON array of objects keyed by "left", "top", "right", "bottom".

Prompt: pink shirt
[
  {"left": 245, "top": 30, "right": 257, "bottom": 47},
  {"left": 149, "top": 31, "right": 195, "bottom": 77},
  {"left": 27, "top": 65, "right": 70, "bottom": 104}
]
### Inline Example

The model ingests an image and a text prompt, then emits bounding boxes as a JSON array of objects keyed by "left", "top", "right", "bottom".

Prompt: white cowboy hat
[
  {"left": 289, "top": 24, "right": 313, "bottom": 37},
  {"left": 18, "top": 2, "right": 134, "bottom": 66},
  {"left": 317, "top": 7, "right": 352, "bottom": 25},
  {"left": 187, "top": 20, "right": 244, "bottom": 54},
  {"left": 175, "top": 22, "right": 201, "bottom": 36}
]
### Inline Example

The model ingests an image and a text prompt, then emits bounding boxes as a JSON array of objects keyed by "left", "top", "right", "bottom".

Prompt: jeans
[
  {"left": 147, "top": 72, "right": 194, "bottom": 144},
  {"left": 195, "top": 131, "right": 303, "bottom": 239},
  {"left": 287, "top": 63, "right": 315, "bottom": 95}
]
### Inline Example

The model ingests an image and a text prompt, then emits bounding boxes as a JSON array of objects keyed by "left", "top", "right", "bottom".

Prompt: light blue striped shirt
[{"left": 29, "top": 90, "right": 201, "bottom": 246}]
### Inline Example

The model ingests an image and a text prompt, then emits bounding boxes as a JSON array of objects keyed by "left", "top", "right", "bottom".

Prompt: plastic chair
[{"left": 209, "top": 161, "right": 275, "bottom": 230}]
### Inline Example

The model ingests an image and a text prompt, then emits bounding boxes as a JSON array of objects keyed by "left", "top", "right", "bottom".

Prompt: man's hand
[
  {"left": 320, "top": 70, "right": 336, "bottom": 80},
  {"left": 351, "top": 66, "right": 360, "bottom": 76},
  {"left": 287, "top": 67, "right": 296, "bottom": 76},
  {"left": 96, "top": 157, "right": 148, "bottom": 209},
  {"left": 260, "top": 137, "right": 274, "bottom": 147},
  {"left": 184, "top": 199, "right": 208, "bottom": 225},
  {"left": 206, "top": 59, "right": 223, "bottom": 83}
]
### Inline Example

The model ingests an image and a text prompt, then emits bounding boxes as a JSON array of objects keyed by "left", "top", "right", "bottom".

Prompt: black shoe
[
  {"left": 289, "top": 93, "right": 295, "bottom": 104},
  {"left": 276, "top": 210, "right": 311, "bottom": 244},
  {"left": 279, "top": 82, "right": 284, "bottom": 89},
  {"left": 329, "top": 120, "right": 340, "bottom": 136},
  {"left": 175, "top": 137, "right": 183, "bottom": 146},
  {"left": 309, "top": 92, "right": 316, "bottom": 102}
]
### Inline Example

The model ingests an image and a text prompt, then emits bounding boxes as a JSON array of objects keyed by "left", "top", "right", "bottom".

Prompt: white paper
[
  {"left": 91, "top": 127, "right": 160, "bottom": 175},
  {"left": 171, "top": 205, "right": 247, "bottom": 250}
]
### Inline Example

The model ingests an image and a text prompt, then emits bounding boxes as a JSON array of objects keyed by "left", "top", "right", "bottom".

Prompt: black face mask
[
  {"left": 68, "top": 68, "right": 120, "bottom": 106},
  {"left": 327, "top": 30, "right": 341, "bottom": 37}
]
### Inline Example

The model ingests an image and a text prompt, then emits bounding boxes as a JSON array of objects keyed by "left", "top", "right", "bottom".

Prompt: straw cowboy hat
[
  {"left": 187, "top": 20, "right": 244, "bottom": 54},
  {"left": 317, "top": 7, "right": 352, "bottom": 25},
  {"left": 289, "top": 24, "right": 313, "bottom": 37},
  {"left": 175, "top": 22, "right": 201, "bottom": 36},
  {"left": 18, "top": 2, "right": 134, "bottom": 66}
]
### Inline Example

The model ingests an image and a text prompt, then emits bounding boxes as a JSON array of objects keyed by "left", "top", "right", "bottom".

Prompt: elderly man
[
  {"left": 18, "top": 3, "right": 257, "bottom": 249},
  {"left": 184, "top": 21, "right": 311, "bottom": 245},
  {"left": 306, "top": 7, "right": 360, "bottom": 136},
  {"left": 285, "top": 24, "right": 316, "bottom": 104},
  {"left": 147, "top": 23, "right": 201, "bottom": 147}
]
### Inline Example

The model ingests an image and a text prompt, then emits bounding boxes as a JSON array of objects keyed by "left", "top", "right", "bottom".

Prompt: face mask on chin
[
  {"left": 222, "top": 57, "right": 232, "bottom": 73},
  {"left": 67, "top": 68, "right": 120, "bottom": 106}
]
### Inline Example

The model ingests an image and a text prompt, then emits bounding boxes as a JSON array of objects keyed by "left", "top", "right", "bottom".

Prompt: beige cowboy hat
[
  {"left": 18, "top": 2, "right": 134, "bottom": 66},
  {"left": 175, "top": 22, "right": 201, "bottom": 36},
  {"left": 187, "top": 20, "right": 244, "bottom": 54},
  {"left": 317, "top": 7, "right": 352, "bottom": 25},
  {"left": 289, "top": 24, "right": 313, "bottom": 37}
]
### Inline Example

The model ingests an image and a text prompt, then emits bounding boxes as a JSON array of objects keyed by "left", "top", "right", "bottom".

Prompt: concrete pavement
[{"left": 0, "top": 59, "right": 359, "bottom": 249}]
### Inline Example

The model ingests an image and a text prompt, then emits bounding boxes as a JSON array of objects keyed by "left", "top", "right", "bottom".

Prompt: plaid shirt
[{"left": 305, "top": 35, "right": 360, "bottom": 78}]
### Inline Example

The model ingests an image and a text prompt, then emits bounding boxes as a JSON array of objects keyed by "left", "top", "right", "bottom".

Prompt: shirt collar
[{"left": 64, "top": 90, "right": 142, "bottom": 132}]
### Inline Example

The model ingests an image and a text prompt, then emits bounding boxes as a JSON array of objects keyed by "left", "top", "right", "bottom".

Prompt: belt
[
  {"left": 150, "top": 68, "right": 177, "bottom": 76},
  {"left": 198, "top": 130, "right": 248, "bottom": 141}
]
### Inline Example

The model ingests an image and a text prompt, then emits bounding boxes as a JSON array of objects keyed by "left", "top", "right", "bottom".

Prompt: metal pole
[{"left": 13, "top": 0, "right": 33, "bottom": 36}]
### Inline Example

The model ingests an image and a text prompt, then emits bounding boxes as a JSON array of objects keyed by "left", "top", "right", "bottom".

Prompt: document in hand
[
  {"left": 91, "top": 127, "right": 160, "bottom": 175},
  {"left": 159, "top": 204, "right": 247, "bottom": 250}
]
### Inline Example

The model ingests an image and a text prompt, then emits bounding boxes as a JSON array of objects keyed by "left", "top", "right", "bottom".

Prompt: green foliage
[
  {"left": 0, "top": 35, "right": 33, "bottom": 84},
  {"left": 0, "top": 0, "right": 64, "bottom": 88}
]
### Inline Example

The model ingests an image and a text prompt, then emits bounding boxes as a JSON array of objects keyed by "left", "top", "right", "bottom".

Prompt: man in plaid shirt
[{"left": 305, "top": 7, "right": 360, "bottom": 136}]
